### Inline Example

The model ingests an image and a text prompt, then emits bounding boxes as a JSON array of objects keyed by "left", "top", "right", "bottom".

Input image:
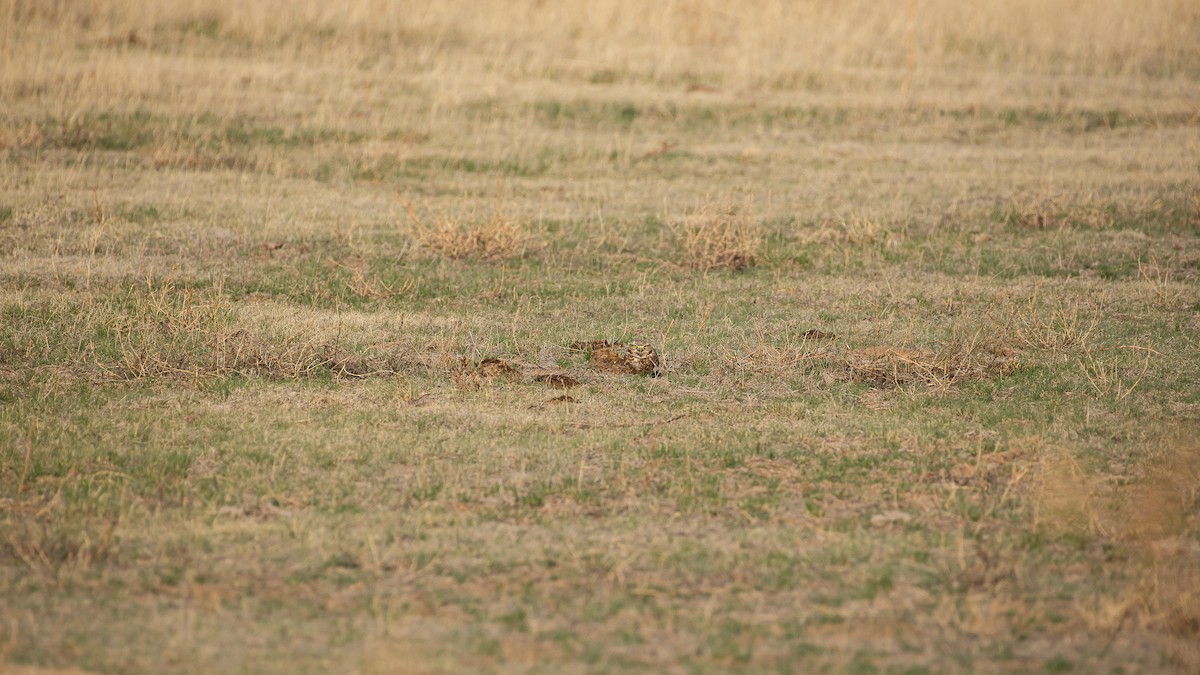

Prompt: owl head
[{"left": 627, "top": 339, "right": 656, "bottom": 360}]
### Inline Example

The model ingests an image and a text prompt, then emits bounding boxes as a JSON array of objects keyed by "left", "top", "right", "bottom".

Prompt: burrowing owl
[{"left": 623, "top": 339, "right": 661, "bottom": 376}]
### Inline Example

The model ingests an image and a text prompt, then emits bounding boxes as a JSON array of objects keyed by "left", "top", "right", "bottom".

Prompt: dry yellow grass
[
  {"left": 402, "top": 201, "right": 531, "bottom": 262},
  {"left": 675, "top": 202, "right": 761, "bottom": 271},
  {"left": 4, "top": 0, "right": 1199, "bottom": 131},
  {"left": 5, "top": 0, "right": 1198, "bottom": 78}
]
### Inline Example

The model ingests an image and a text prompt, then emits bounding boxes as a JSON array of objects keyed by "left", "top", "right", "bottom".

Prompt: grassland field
[{"left": 2, "top": 1, "right": 1200, "bottom": 673}]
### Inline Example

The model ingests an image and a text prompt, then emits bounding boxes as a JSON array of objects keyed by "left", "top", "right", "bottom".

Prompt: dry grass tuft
[
  {"left": 1005, "top": 194, "right": 1074, "bottom": 230},
  {"left": 334, "top": 261, "right": 415, "bottom": 301},
  {"left": 402, "top": 201, "right": 531, "bottom": 262},
  {"left": 1004, "top": 193, "right": 1170, "bottom": 231},
  {"left": 64, "top": 279, "right": 413, "bottom": 382},
  {"left": 216, "top": 331, "right": 407, "bottom": 380},
  {"left": 717, "top": 324, "right": 830, "bottom": 375},
  {"left": 842, "top": 335, "right": 1018, "bottom": 390},
  {"left": 998, "top": 193, "right": 1108, "bottom": 229},
  {"left": 1077, "top": 344, "right": 1154, "bottom": 401},
  {"left": 800, "top": 214, "right": 899, "bottom": 247},
  {"left": 1002, "top": 296, "right": 1098, "bottom": 352},
  {"left": 843, "top": 346, "right": 937, "bottom": 388},
  {"left": 674, "top": 203, "right": 760, "bottom": 271},
  {"left": 2, "top": 515, "right": 120, "bottom": 583},
  {"left": 1137, "top": 257, "right": 1187, "bottom": 309}
]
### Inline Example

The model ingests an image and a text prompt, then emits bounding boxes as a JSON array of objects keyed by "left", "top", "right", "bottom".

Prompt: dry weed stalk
[
  {"left": 347, "top": 267, "right": 406, "bottom": 300},
  {"left": 675, "top": 203, "right": 760, "bottom": 271},
  {"left": 402, "top": 201, "right": 529, "bottom": 262},
  {"left": 83, "top": 190, "right": 115, "bottom": 256},
  {"left": 331, "top": 260, "right": 413, "bottom": 300},
  {"left": 1003, "top": 296, "right": 1097, "bottom": 352},
  {"left": 1077, "top": 344, "right": 1154, "bottom": 401},
  {"left": 1137, "top": 257, "right": 1184, "bottom": 308}
]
